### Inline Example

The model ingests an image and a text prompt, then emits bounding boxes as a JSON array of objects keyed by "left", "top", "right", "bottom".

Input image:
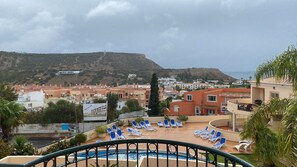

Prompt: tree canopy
[
  {"left": 0, "top": 98, "right": 25, "bottom": 140},
  {"left": 121, "top": 99, "right": 143, "bottom": 113},
  {"left": 148, "top": 73, "right": 160, "bottom": 116},
  {"left": 255, "top": 46, "right": 297, "bottom": 92},
  {"left": 0, "top": 83, "right": 17, "bottom": 101},
  {"left": 42, "top": 100, "right": 83, "bottom": 123},
  {"left": 106, "top": 93, "right": 119, "bottom": 121}
]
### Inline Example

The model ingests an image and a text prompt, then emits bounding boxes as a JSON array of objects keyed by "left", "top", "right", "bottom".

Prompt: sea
[{"left": 224, "top": 71, "right": 256, "bottom": 80}]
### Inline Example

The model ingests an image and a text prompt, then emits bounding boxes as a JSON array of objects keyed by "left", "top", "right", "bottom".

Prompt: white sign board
[{"left": 83, "top": 103, "right": 107, "bottom": 121}]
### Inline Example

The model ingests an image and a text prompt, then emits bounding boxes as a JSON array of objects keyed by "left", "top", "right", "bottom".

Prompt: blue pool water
[{"left": 77, "top": 150, "right": 196, "bottom": 160}]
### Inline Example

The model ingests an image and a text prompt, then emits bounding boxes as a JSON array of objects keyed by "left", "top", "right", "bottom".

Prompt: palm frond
[{"left": 256, "top": 46, "right": 297, "bottom": 92}]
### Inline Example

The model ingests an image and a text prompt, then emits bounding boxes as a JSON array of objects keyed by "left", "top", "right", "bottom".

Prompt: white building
[
  {"left": 158, "top": 77, "right": 177, "bottom": 86},
  {"left": 128, "top": 74, "right": 137, "bottom": 79},
  {"left": 17, "top": 90, "right": 45, "bottom": 111},
  {"left": 56, "top": 71, "right": 81, "bottom": 75}
]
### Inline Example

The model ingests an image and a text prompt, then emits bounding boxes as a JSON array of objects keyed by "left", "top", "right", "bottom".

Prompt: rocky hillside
[{"left": 0, "top": 51, "right": 234, "bottom": 85}]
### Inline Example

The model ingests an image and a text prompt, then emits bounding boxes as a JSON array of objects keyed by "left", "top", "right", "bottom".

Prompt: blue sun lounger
[
  {"left": 213, "top": 138, "right": 226, "bottom": 149},
  {"left": 116, "top": 129, "right": 126, "bottom": 139},
  {"left": 170, "top": 119, "right": 177, "bottom": 128},
  {"left": 132, "top": 121, "right": 141, "bottom": 129},
  {"left": 110, "top": 131, "right": 117, "bottom": 141},
  {"left": 164, "top": 119, "right": 170, "bottom": 128}
]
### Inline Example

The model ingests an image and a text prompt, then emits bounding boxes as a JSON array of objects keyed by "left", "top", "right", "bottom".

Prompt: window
[
  {"left": 28, "top": 103, "right": 32, "bottom": 108},
  {"left": 270, "top": 92, "right": 279, "bottom": 99},
  {"left": 207, "top": 95, "right": 217, "bottom": 102},
  {"left": 221, "top": 103, "right": 227, "bottom": 113},
  {"left": 174, "top": 105, "right": 179, "bottom": 112},
  {"left": 195, "top": 106, "right": 201, "bottom": 115},
  {"left": 207, "top": 109, "right": 215, "bottom": 115},
  {"left": 186, "top": 94, "right": 192, "bottom": 101}
]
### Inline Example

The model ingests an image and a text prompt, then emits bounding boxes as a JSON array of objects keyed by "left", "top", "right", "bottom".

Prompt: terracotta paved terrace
[{"left": 87, "top": 122, "right": 245, "bottom": 154}]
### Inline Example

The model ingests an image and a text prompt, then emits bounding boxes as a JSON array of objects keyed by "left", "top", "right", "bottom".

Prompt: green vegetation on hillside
[{"left": 0, "top": 51, "right": 234, "bottom": 85}]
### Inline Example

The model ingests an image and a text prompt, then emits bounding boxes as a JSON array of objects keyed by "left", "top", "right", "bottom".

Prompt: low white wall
[
  {"left": 118, "top": 110, "right": 147, "bottom": 119},
  {"left": 125, "top": 115, "right": 230, "bottom": 124},
  {"left": 208, "top": 119, "right": 241, "bottom": 142},
  {"left": 14, "top": 122, "right": 105, "bottom": 135}
]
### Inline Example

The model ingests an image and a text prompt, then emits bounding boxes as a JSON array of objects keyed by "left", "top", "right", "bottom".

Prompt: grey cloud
[
  {"left": 0, "top": 0, "right": 296, "bottom": 72},
  {"left": 86, "top": 0, "right": 136, "bottom": 19}
]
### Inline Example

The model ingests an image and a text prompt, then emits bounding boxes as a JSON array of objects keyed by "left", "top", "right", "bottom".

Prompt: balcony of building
[
  {"left": 0, "top": 139, "right": 253, "bottom": 167},
  {"left": 0, "top": 116, "right": 254, "bottom": 167}
]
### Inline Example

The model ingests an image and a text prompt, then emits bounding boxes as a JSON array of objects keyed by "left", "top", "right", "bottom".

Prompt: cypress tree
[
  {"left": 148, "top": 73, "right": 160, "bottom": 116},
  {"left": 107, "top": 93, "right": 119, "bottom": 121}
]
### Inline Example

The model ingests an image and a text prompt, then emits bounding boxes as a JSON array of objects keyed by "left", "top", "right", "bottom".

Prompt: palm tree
[
  {"left": 255, "top": 45, "right": 297, "bottom": 91},
  {"left": 0, "top": 83, "right": 17, "bottom": 101},
  {"left": 0, "top": 98, "right": 25, "bottom": 140},
  {"left": 241, "top": 46, "right": 297, "bottom": 166},
  {"left": 241, "top": 98, "right": 288, "bottom": 166}
]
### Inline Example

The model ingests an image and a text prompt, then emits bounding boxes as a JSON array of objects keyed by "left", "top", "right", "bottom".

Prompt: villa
[
  {"left": 227, "top": 77, "right": 293, "bottom": 132},
  {"left": 168, "top": 88, "right": 250, "bottom": 116}
]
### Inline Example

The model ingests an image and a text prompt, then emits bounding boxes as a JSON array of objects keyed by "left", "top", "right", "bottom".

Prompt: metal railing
[{"left": 0, "top": 139, "right": 254, "bottom": 167}]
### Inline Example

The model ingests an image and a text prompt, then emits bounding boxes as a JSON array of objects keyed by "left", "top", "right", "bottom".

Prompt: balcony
[
  {"left": 227, "top": 98, "right": 257, "bottom": 116},
  {"left": 0, "top": 139, "right": 253, "bottom": 167}
]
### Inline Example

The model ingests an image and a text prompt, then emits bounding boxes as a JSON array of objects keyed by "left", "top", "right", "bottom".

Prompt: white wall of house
[
  {"left": 17, "top": 90, "right": 45, "bottom": 111},
  {"left": 250, "top": 78, "right": 293, "bottom": 103},
  {"left": 117, "top": 100, "right": 126, "bottom": 110}
]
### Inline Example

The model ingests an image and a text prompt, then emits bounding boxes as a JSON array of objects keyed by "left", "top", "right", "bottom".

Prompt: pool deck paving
[{"left": 87, "top": 122, "right": 249, "bottom": 154}]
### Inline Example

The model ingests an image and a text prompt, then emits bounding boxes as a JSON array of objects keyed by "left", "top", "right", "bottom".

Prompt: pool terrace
[{"left": 0, "top": 116, "right": 254, "bottom": 167}]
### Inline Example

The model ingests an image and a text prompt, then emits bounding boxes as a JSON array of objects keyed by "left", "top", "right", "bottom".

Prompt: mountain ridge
[{"left": 0, "top": 51, "right": 234, "bottom": 85}]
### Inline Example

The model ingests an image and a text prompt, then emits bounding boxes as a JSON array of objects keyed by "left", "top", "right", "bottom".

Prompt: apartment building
[{"left": 168, "top": 88, "right": 250, "bottom": 116}]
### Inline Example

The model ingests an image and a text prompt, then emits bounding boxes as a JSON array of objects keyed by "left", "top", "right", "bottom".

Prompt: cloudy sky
[{"left": 0, "top": 0, "right": 297, "bottom": 72}]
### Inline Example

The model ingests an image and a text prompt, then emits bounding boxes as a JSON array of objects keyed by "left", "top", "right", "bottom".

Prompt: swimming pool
[{"left": 77, "top": 150, "right": 196, "bottom": 160}]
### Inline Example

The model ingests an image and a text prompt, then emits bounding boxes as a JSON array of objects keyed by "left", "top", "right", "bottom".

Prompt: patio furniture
[
  {"left": 132, "top": 121, "right": 142, "bottom": 129},
  {"left": 164, "top": 119, "right": 170, "bottom": 128},
  {"left": 110, "top": 131, "right": 117, "bottom": 141},
  {"left": 176, "top": 121, "right": 183, "bottom": 127},
  {"left": 212, "top": 138, "right": 226, "bottom": 150},
  {"left": 127, "top": 127, "right": 142, "bottom": 136},
  {"left": 145, "top": 120, "right": 152, "bottom": 127},
  {"left": 116, "top": 129, "right": 126, "bottom": 139},
  {"left": 112, "top": 125, "right": 119, "bottom": 131},
  {"left": 170, "top": 119, "right": 177, "bottom": 128},
  {"left": 201, "top": 130, "right": 215, "bottom": 139},
  {"left": 157, "top": 121, "right": 164, "bottom": 127},
  {"left": 209, "top": 131, "right": 222, "bottom": 142},
  {"left": 194, "top": 126, "right": 208, "bottom": 136}
]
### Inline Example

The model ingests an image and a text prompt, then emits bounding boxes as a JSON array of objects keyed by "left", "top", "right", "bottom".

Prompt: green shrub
[
  {"left": 0, "top": 140, "right": 12, "bottom": 159},
  {"left": 177, "top": 115, "right": 188, "bottom": 121},
  {"left": 11, "top": 135, "right": 37, "bottom": 155},
  {"left": 69, "top": 138, "right": 78, "bottom": 146},
  {"left": 135, "top": 117, "right": 144, "bottom": 123},
  {"left": 75, "top": 133, "right": 87, "bottom": 145},
  {"left": 164, "top": 115, "right": 170, "bottom": 120},
  {"left": 95, "top": 125, "right": 107, "bottom": 134},
  {"left": 42, "top": 140, "right": 70, "bottom": 155},
  {"left": 115, "top": 120, "right": 124, "bottom": 127}
]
